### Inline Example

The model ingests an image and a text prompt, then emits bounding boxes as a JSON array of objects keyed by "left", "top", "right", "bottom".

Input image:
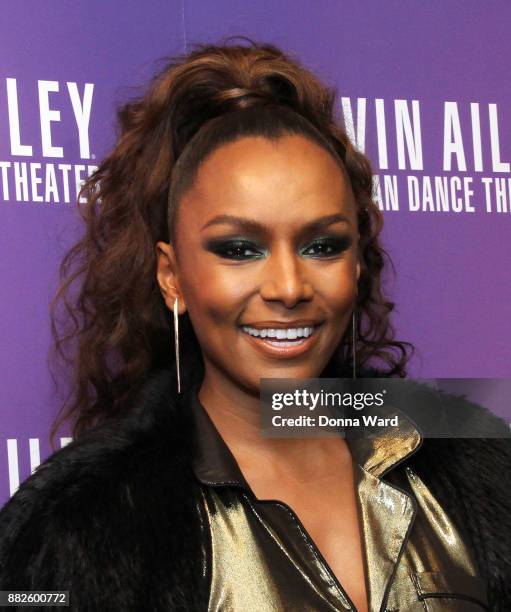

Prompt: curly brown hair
[{"left": 48, "top": 36, "right": 413, "bottom": 450}]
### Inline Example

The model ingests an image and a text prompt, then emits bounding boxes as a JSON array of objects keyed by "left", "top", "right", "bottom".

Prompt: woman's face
[{"left": 157, "top": 134, "right": 360, "bottom": 394}]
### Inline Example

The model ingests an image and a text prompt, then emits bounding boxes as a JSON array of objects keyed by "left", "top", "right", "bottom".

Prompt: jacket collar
[
  {"left": 345, "top": 402, "right": 423, "bottom": 478},
  {"left": 191, "top": 390, "right": 252, "bottom": 489},
  {"left": 191, "top": 386, "right": 423, "bottom": 489}
]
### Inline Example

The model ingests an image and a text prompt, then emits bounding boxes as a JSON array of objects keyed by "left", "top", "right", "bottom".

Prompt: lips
[{"left": 239, "top": 321, "right": 323, "bottom": 359}]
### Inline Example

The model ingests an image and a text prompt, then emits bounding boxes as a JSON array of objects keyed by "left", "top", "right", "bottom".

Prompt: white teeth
[{"left": 241, "top": 325, "right": 317, "bottom": 339}]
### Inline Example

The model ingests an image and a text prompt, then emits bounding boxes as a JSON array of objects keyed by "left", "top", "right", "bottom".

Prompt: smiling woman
[{"left": 0, "top": 37, "right": 510, "bottom": 612}]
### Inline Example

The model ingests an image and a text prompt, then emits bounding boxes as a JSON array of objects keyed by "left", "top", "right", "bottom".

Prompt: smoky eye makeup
[
  {"left": 300, "top": 234, "right": 353, "bottom": 257},
  {"left": 203, "top": 233, "right": 354, "bottom": 261},
  {"left": 203, "top": 237, "right": 267, "bottom": 260}
]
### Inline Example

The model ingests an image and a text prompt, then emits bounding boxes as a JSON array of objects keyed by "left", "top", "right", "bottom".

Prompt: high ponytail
[{"left": 48, "top": 37, "right": 413, "bottom": 448}]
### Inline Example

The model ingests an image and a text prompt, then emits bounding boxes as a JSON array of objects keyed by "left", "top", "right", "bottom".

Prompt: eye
[
  {"left": 209, "top": 240, "right": 265, "bottom": 260},
  {"left": 301, "top": 236, "right": 352, "bottom": 258}
]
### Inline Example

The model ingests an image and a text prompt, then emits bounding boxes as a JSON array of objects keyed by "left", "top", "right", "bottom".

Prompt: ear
[
  {"left": 155, "top": 241, "right": 187, "bottom": 314},
  {"left": 356, "top": 259, "right": 361, "bottom": 284}
]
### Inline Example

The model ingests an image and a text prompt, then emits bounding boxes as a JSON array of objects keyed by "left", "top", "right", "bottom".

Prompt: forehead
[{"left": 179, "top": 135, "right": 356, "bottom": 227}]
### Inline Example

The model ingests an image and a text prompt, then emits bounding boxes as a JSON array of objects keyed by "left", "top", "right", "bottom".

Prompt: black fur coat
[{"left": 0, "top": 366, "right": 510, "bottom": 611}]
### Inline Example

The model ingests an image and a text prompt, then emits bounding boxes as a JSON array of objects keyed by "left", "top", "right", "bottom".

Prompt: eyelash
[{"left": 209, "top": 237, "right": 351, "bottom": 260}]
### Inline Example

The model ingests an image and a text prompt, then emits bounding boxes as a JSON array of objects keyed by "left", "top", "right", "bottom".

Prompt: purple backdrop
[{"left": 1, "top": 1, "right": 509, "bottom": 503}]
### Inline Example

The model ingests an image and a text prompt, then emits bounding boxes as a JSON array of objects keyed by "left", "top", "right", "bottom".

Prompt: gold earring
[
  {"left": 352, "top": 311, "right": 357, "bottom": 380},
  {"left": 173, "top": 297, "right": 181, "bottom": 394}
]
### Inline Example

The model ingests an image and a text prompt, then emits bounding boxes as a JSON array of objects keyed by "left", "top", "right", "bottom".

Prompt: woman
[{"left": 0, "top": 39, "right": 509, "bottom": 611}]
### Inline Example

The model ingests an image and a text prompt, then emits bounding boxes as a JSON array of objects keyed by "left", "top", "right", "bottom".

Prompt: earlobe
[{"left": 155, "top": 241, "right": 187, "bottom": 314}]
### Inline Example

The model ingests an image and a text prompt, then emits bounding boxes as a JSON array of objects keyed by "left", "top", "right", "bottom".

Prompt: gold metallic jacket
[{"left": 191, "top": 392, "right": 489, "bottom": 611}]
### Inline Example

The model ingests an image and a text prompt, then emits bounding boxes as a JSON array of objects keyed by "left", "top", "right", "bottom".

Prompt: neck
[{"left": 197, "top": 365, "right": 353, "bottom": 483}]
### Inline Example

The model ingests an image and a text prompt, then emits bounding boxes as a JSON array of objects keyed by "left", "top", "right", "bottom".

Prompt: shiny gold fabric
[{"left": 191, "top": 392, "right": 488, "bottom": 611}]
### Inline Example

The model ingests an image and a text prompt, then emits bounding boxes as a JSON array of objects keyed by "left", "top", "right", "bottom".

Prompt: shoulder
[
  {"left": 403, "top": 385, "right": 511, "bottom": 609},
  {"left": 402, "top": 380, "right": 511, "bottom": 519},
  {"left": 410, "top": 435, "right": 511, "bottom": 608},
  {"left": 0, "top": 422, "right": 134, "bottom": 601},
  {"left": 0, "top": 367, "right": 206, "bottom": 609}
]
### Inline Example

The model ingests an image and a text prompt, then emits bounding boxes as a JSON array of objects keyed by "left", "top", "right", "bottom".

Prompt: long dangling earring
[
  {"left": 352, "top": 310, "right": 357, "bottom": 380},
  {"left": 173, "top": 296, "right": 181, "bottom": 394}
]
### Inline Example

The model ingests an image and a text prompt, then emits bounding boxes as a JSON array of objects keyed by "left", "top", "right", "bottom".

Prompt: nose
[{"left": 259, "top": 244, "right": 314, "bottom": 308}]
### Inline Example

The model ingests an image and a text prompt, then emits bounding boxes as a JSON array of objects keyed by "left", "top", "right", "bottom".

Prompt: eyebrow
[{"left": 201, "top": 213, "right": 350, "bottom": 233}]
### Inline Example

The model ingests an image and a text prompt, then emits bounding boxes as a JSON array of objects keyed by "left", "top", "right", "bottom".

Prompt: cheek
[
  {"left": 317, "top": 262, "right": 358, "bottom": 311},
  {"left": 178, "top": 257, "right": 248, "bottom": 331}
]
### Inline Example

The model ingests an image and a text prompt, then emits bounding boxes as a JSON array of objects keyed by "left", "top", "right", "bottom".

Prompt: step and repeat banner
[{"left": 1, "top": 1, "right": 510, "bottom": 503}]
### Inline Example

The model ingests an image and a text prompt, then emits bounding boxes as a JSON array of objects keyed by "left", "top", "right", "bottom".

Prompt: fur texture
[{"left": 0, "top": 367, "right": 509, "bottom": 611}]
